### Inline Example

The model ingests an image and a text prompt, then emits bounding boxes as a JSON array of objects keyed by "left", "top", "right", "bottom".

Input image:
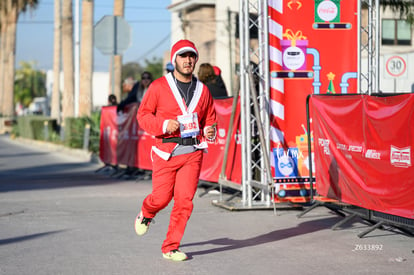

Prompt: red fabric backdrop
[
  {"left": 311, "top": 94, "right": 414, "bottom": 219},
  {"left": 99, "top": 98, "right": 242, "bottom": 184}
]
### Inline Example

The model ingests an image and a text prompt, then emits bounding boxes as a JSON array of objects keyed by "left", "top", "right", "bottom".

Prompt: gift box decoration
[{"left": 281, "top": 30, "right": 308, "bottom": 71}]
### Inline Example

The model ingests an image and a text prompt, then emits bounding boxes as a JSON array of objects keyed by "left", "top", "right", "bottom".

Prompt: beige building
[
  {"left": 168, "top": 0, "right": 240, "bottom": 96},
  {"left": 377, "top": 7, "right": 414, "bottom": 93}
]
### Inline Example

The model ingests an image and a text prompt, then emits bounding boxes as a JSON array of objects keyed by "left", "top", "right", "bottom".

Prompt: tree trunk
[
  {"left": 79, "top": 0, "right": 93, "bottom": 116},
  {"left": 61, "top": 0, "right": 75, "bottom": 119},
  {"left": 0, "top": 13, "right": 8, "bottom": 115},
  {"left": 52, "top": 0, "right": 62, "bottom": 122},
  {"left": 2, "top": 5, "right": 18, "bottom": 117},
  {"left": 112, "top": 0, "right": 124, "bottom": 101}
]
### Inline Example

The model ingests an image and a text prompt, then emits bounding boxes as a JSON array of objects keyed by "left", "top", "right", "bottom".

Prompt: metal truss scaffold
[
  {"left": 359, "top": 0, "right": 380, "bottom": 94},
  {"left": 215, "top": 0, "right": 273, "bottom": 210},
  {"left": 219, "top": 0, "right": 274, "bottom": 210}
]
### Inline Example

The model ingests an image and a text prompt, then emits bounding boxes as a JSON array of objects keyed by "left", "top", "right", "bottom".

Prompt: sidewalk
[{"left": 0, "top": 135, "right": 413, "bottom": 275}]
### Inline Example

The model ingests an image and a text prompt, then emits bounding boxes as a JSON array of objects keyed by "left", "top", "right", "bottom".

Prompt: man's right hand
[{"left": 166, "top": 119, "right": 180, "bottom": 134}]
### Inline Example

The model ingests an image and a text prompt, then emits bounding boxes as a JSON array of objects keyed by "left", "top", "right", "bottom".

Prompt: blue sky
[{"left": 16, "top": 0, "right": 172, "bottom": 72}]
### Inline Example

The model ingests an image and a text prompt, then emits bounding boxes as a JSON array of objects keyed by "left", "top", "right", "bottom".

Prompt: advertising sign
[{"left": 269, "top": 0, "right": 358, "bottom": 184}]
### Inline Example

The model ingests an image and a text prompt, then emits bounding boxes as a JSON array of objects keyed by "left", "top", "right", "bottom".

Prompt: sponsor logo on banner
[
  {"left": 209, "top": 128, "right": 227, "bottom": 145},
  {"left": 365, "top": 149, "right": 381, "bottom": 160},
  {"left": 218, "top": 128, "right": 226, "bottom": 138},
  {"left": 390, "top": 146, "right": 411, "bottom": 168},
  {"left": 318, "top": 138, "right": 330, "bottom": 155},
  {"left": 316, "top": 0, "right": 340, "bottom": 22},
  {"left": 337, "top": 143, "right": 363, "bottom": 153},
  {"left": 348, "top": 145, "right": 363, "bottom": 152},
  {"left": 337, "top": 143, "right": 347, "bottom": 151}
]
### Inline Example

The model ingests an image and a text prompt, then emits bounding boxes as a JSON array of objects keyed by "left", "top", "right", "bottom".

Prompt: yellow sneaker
[
  {"left": 134, "top": 211, "right": 152, "bottom": 236},
  {"left": 162, "top": 249, "right": 188, "bottom": 261}
]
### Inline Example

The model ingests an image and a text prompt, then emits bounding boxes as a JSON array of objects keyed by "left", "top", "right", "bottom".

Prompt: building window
[{"left": 382, "top": 19, "right": 412, "bottom": 46}]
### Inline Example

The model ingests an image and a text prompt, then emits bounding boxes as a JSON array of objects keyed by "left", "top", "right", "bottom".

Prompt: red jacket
[{"left": 137, "top": 73, "right": 217, "bottom": 160}]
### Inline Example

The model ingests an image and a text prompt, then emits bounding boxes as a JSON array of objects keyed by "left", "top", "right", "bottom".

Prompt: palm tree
[
  {"left": 0, "top": 0, "right": 38, "bottom": 117},
  {"left": 14, "top": 61, "right": 46, "bottom": 107},
  {"left": 113, "top": 0, "right": 124, "bottom": 101},
  {"left": 0, "top": 3, "right": 6, "bottom": 115},
  {"left": 51, "top": 0, "right": 61, "bottom": 123},
  {"left": 79, "top": 0, "right": 94, "bottom": 116},
  {"left": 382, "top": 0, "right": 414, "bottom": 24},
  {"left": 61, "top": 0, "right": 74, "bottom": 119}
]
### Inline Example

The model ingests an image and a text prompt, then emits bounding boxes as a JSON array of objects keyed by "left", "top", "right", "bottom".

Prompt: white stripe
[
  {"left": 270, "top": 150, "right": 275, "bottom": 169},
  {"left": 270, "top": 126, "right": 284, "bottom": 144},
  {"left": 268, "top": 19, "right": 283, "bottom": 40},
  {"left": 152, "top": 146, "right": 173, "bottom": 161},
  {"left": 270, "top": 99, "right": 284, "bottom": 120},
  {"left": 187, "top": 80, "right": 203, "bottom": 113},
  {"left": 271, "top": 78, "right": 284, "bottom": 94},
  {"left": 269, "top": 45, "right": 282, "bottom": 66},
  {"left": 166, "top": 73, "right": 187, "bottom": 115},
  {"left": 268, "top": 0, "right": 283, "bottom": 174},
  {"left": 166, "top": 73, "right": 203, "bottom": 115},
  {"left": 268, "top": 0, "right": 283, "bottom": 13}
]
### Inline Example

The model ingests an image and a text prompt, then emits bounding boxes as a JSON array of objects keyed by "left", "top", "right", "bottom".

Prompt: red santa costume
[{"left": 136, "top": 40, "right": 217, "bottom": 254}]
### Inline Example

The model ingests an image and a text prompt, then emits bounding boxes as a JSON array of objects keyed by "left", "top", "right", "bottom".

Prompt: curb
[{"left": 10, "top": 136, "right": 103, "bottom": 164}]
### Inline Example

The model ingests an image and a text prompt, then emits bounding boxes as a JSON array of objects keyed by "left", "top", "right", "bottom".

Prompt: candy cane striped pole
[{"left": 268, "top": 0, "right": 285, "bottom": 172}]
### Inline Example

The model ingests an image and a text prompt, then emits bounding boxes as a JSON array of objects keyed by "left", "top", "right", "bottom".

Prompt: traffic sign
[
  {"left": 385, "top": 55, "right": 407, "bottom": 78},
  {"left": 94, "top": 15, "right": 131, "bottom": 55}
]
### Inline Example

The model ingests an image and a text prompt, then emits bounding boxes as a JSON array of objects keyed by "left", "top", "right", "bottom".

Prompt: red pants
[{"left": 141, "top": 149, "right": 203, "bottom": 253}]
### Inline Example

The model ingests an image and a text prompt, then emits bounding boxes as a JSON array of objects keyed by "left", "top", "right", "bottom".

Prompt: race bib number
[{"left": 178, "top": 113, "right": 200, "bottom": 138}]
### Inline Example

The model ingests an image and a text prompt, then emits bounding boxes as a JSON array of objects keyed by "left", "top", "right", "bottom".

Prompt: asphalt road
[{"left": 0, "top": 134, "right": 413, "bottom": 275}]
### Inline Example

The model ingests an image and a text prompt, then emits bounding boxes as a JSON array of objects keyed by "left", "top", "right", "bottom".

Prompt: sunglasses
[{"left": 142, "top": 76, "right": 151, "bottom": 80}]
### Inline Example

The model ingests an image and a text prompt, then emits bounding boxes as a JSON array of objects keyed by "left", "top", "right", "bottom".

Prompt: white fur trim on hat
[{"left": 171, "top": 40, "right": 199, "bottom": 64}]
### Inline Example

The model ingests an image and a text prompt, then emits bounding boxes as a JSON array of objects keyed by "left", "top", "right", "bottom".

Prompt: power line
[
  {"left": 132, "top": 32, "right": 171, "bottom": 63},
  {"left": 40, "top": 1, "right": 168, "bottom": 10},
  {"left": 17, "top": 19, "right": 227, "bottom": 25},
  {"left": 17, "top": 19, "right": 171, "bottom": 24}
]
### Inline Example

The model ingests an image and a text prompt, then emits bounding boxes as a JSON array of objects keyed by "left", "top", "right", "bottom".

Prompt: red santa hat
[
  {"left": 170, "top": 39, "right": 198, "bottom": 64},
  {"left": 213, "top": 66, "right": 221, "bottom": 76}
]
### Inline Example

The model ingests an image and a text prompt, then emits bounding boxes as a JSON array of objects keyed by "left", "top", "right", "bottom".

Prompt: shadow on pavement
[
  {"left": 0, "top": 230, "right": 66, "bottom": 246},
  {"left": 183, "top": 216, "right": 341, "bottom": 258},
  {"left": 0, "top": 162, "right": 116, "bottom": 192}
]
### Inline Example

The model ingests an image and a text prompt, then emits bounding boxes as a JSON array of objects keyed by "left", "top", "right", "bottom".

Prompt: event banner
[
  {"left": 268, "top": 0, "right": 358, "bottom": 182},
  {"left": 200, "top": 97, "right": 242, "bottom": 184},
  {"left": 99, "top": 104, "right": 154, "bottom": 170},
  {"left": 99, "top": 99, "right": 242, "bottom": 184},
  {"left": 100, "top": 105, "right": 118, "bottom": 166},
  {"left": 310, "top": 94, "right": 414, "bottom": 219}
]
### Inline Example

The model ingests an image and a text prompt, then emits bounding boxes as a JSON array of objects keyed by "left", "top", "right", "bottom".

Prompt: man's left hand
[{"left": 205, "top": 125, "right": 216, "bottom": 140}]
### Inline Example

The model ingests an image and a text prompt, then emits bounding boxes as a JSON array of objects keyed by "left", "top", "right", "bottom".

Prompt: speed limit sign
[{"left": 385, "top": 55, "right": 407, "bottom": 78}]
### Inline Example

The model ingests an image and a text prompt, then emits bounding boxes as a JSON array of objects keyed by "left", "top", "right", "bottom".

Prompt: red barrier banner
[
  {"left": 311, "top": 94, "right": 414, "bottom": 219},
  {"left": 99, "top": 104, "right": 154, "bottom": 169},
  {"left": 100, "top": 106, "right": 118, "bottom": 166},
  {"left": 99, "top": 99, "right": 242, "bottom": 184},
  {"left": 116, "top": 104, "right": 139, "bottom": 167},
  {"left": 200, "top": 97, "right": 242, "bottom": 184}
]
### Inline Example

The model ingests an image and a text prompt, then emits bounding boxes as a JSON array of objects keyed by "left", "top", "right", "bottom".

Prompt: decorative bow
[{"left": 283, "top": 29, "right": 307, "bottom": 47}]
